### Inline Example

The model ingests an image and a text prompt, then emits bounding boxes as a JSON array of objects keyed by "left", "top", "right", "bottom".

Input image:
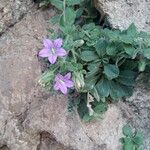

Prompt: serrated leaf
[
  {"left": 103, "top": 64, "right": 119, "bottom": 79},
  {"left": 106, "top": 43, "right": 117, "bottom": 56},
  {"left": 59, "top": 8, "right": 76, "bottom": 27},
  {"left": 49, "top": 14, "right": 61, "bottom": 25},
  {"left": 66, "top": 0, "right": 81, "bottom": 6},
  {"left": 109, "top": 81, "right": 129, "bottom": 100},
  {"left": 143, "top": 48, "right": 150, "bottom": 59},
  {"left": 93, "top": 103, "right": 107, "bottom": 114},
  {"left": 95, "top": 39, "right": 107, "bottom": 57},
  {"left": 96, "top": 78, "right": 110, "bottom": 98},
  {"left": 103, "top": 29, "right": 120, "bottom": 41},
  {"left": 123, "top": 141, "right": 135, "bottom": 150},
  {"left": 133, "top": 132, "right": 144, "bottom": 146},
  {"left": 51, "top": 0, "right": 63, "bottom": 10},
  {"left": 80, "top": 51, "right": 99, "bottom": 62},
  {"left": 127, "top": 23, "right": 137, "bottom": 37},
  {"left": 124, "top": 45, "right": 138, "bottom": 58},
  {"left": 91, "top": 87, "right": 100, "bottom": 102},
  {"left": 118, "top": 70, "right": 136, "bottom": 86},
  {"left": 123, "top": 125, "right": 133, "bottom": 136},
  {"left": 120, "top": 34, "right": 134, "bottom": 44}
]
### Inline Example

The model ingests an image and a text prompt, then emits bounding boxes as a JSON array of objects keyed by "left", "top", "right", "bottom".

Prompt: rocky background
[{"left": 0, "top": 0, "right": 149, "bottom": 150}]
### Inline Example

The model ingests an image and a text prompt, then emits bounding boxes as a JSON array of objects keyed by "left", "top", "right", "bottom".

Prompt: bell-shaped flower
[
  {"left": 54, "top": 73, "right": 74, "bottom": 95},
  {"left": 39, "top": 38, "right": 67, "bottom": 64}
]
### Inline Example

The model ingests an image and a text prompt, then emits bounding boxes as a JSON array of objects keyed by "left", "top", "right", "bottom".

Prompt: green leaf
[
  {"left": 49, "top": 14, "right": 61, "bottom": 25},
  {"left": 120, "top": 34, "right": 134, "bottom": 44},
  {"left": 93, "top": 103, "right": 107, "bottom": 114},
  {"left": 66, "top": 0, "right": 81, "bottom": 6},
  {"left": 82, "top": 114, "right": 94, "bottom": 122},
  {"left": 95, "top": 39, "right": 107, "bottom": 57},
  {"left": 91, "top": 87, "right": 100, "bottom": 102},
  {"left": 59, "top": 8, "right": 76, "bottom": 27},
  {"left": 123, "top": 125, "right": 133, "bottom": 137},
  {"left": 109, "top": 81, "right": 130, "bottom": 100},
  {"left": 80, "top": 51, "right": 99, "bottom": 62},
  {"left": 127, "top": 23, "right": 137, "bottom": 37},
  {"left": 124, "top": 45, "right": 138, "bottom": 58},
  {"left": 123, "top": 141, "right": 135, "bottom": 150},
  {"left": 106, "top": 43, "right": 117, "bottom": 56},
  {"left": 96, "top": 78, "right": 110, "bottom": 98},
  {"left": 143, "top": 48, "right": 150, "bottom": 59},
  {"left": 133, "top": 132, "right": 144, "bottom": 146},
  {"left": 103, "top": 64, "right": 119, "bottom": 79},
  {"left": 118, "top": 70, "right": 136, "bottom": 86},
  {"left": 50, "top": 0, "right": 63, "bottom": 10},
  {"left": 103, "top": 29, "right": 120, "bottom": 41}
]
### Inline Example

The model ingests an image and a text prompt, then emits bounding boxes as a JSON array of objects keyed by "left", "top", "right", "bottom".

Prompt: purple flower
[
  {"left": 39, "top": 38, "right": 67, "bottom": 64},
  {"left": 54, "top": 73, "right": 74, "bottom": 95}
]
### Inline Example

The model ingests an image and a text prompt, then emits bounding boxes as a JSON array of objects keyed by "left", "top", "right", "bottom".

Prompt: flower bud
[
  {"left": 72, "top": 71, "right": 85, "bottom": 92},
  {"left": 38, "top": 70, "right": 54, "bottom": 88},
  {"left": 74, "top": 40, "right": 84, "bottom": 48}
]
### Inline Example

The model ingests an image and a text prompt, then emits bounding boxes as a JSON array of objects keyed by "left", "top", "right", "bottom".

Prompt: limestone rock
[
  {"left": 0, "top": 5, "right": 125, "bottom": 150},
  {"left": 0, "top": 0, "right": 33, "bottom": 34},
  {"left": 94, "top": 0, "right": 150, "bottom": 33},
  {"left": 125, "top": 84, "right": 150, "bottom": 150}
]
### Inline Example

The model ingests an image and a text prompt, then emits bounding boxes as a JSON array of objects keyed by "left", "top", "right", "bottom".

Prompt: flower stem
[
  {"left": 63, "top": 0, "right": 66, "bottom": 23},
  {"left": 71, "top": 49, "right": 77, "bottom": 62}
]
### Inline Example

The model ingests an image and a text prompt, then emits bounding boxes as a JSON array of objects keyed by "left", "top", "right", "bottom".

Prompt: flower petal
[
  {"left": 64, "top": 72, "right": 71, "bottom": 79},
  {"left": 56, "top": 48, "right": 67, "bottom": 57},
  {"left": 64, "top": 79, "right": 74, "bottom": 88},
  {"left": 55, "top": 74, "right": 64, "bottom": 82},
  {"left": 48, "top": 55, "right": 57, "bottom": 64},
  {"left": 39, "top": 48, "right": 50, "bottom": 57},
  {"left": 54, "top": 38, "right": 63, "bottom": 48},
  {"left": 54, "top": 83, "right": 59, "bottom": 90},
  {"left": 43, "top": 39, "right": 53, "bottom": 48},
  {"left": 59, "top": 83, "right": 68, "bottom": 95}
]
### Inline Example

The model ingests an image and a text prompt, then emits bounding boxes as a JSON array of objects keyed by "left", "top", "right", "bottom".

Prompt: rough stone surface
[
  {"left": 94, "top": 0, "right": 150, "bottom": 33},
  {"left": 0, "top": 4, "right": 125, "bottom": 150},
  {"left": 0, "top": 0, "right": 33, "bottom": 34},
  {"left": 124, "top": 84, "right": 150, "bottom": 150}
]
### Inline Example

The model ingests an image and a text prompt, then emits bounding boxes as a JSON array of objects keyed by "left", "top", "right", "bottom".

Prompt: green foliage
[
  {"left": 121, "top": 125, "right": 144, "bottom": 150},
  {"left": 39, "top": 0, "right": 150, "bottom": 120}
]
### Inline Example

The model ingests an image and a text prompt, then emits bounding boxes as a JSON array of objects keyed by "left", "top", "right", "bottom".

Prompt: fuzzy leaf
[
  {"left": 51, "top": 0, "right": 63, "bottom": 10},
  {"left": 124, "top": 45, "right": 138, "bottom": 58},
  {"left": 143, "top": 48, "right": 150, "bottom": 59},
  {"left": 81, "top": 51, "right": 99, "bottom": 62},
  {"left": 96, "top": 78, "right": 110, "bottom": 98},
  {"left": 123, "top": 125, "right": 133, "bottom": 137},
  {"left": 106, "top": 43, "right": 117, "bottom": 56},
  {"left": 104, "top": 64, "right": 119, "bottom": 79},
  {"left": 95, "top": 39, "right": 107, "bottom": 57},
  {"left": 66, "top": 0, "right": 81, "bottom": 6}
]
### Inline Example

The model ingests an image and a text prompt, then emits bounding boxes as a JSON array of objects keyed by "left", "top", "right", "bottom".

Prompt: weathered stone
[
  {"left": 94, "top": 0, "right": 150, "bottom": 33},
  {"left": 0, "top": 7, "right": 57, "bottom": 150},
  {"left": 0, "top": 0, "right": 33, "bottom": 34},
  {"left": 0, "top": 5, "right": 125, "bottom": 150},
  {"left": 124, "top": 84, "right": 150, "bottom": 150}
]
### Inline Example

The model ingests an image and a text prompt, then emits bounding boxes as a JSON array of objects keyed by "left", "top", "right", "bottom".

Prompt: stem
[
  {"left": 71, "top": 49, "right": 77, "bottom": 62},
  {"left": 63, "top": 0, "right": 66, "bottom": 23}
]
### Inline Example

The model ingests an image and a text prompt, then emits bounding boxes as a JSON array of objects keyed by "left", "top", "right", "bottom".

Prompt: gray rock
[
  {"left": 0, "top": 0, "right": 33, "bottom": 34},
  {"left": 94, "top": 0, "right": 150, "bottom": 33},
  {"left": 0, "top": 4, "right": 125, "bottom": 150},
  {"left": 126, "top": 84, "right": 150, "bottom": 150}
]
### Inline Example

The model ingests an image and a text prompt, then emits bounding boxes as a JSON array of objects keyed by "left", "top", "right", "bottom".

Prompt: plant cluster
[
  {"left": 38, "top": 0, "right": 150, "bottom": 120},
  {"left": 120, "top": 125, "right": 144, "bottom": 150}
]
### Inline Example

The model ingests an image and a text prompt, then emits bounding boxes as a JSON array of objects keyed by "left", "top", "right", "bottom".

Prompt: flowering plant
[{"left": 38, "top": 0, "right": 150, "bottom": 121}]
